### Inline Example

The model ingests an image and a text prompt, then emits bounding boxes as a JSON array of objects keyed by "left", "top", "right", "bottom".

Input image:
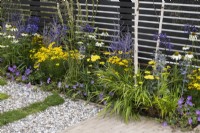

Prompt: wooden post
[{"left": 134, "top": 0, "right": 139, "bottom": 75}]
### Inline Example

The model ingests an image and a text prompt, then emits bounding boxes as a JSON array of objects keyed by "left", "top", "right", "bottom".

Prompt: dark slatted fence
[{"left": 2, "top": 0, "right": 200, "bottom": 63}]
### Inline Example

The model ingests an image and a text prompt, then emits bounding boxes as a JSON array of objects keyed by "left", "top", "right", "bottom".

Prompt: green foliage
[
  {"left": 0, "top": 93, "right": 9, "bottom": 100},
  {"left": 95, "top": 67, "right": 152, "bottom": 122},
  {"left": 0, "top": 77, "right": 7, "bottom": 86},
  {"left": 0, "top": 93, "right": 64, "bottom": 126}
]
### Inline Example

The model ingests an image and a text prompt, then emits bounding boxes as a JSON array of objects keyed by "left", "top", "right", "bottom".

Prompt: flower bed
[{"left": 0, "top": 0, "right": 200, "bottom": 131}]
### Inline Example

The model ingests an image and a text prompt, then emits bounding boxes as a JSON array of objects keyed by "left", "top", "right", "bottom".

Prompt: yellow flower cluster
[
  {"left": 107, "top": 56, "right": 129, "bottom": 67},
  {"left": 188, "top": 68, "right": 200, "bottom": 90},
  {"left": 87, "top": 55, "right": 101, "bottom": 62},
  {"left": 30, "top": 42, "right": 79, "bottom": 69}
]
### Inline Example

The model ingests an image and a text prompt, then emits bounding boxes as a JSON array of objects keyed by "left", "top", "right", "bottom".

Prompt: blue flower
[
  {"left": 82, "top": 24, "right": 94, "bottom": 33},
  {"left": 153, "top": 33, "right": 173, "bottom": 50},
  {"left": 65, "top": 84, "right": 69, "bottom": 88},
  {"left": 184, "top": 24, "right": 198, "bottom": 34}
]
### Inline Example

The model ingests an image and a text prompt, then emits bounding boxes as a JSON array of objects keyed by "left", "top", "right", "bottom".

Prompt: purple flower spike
[
  {"left": 188, "top": 118, "right": 193, "bottom": 125},
  {"left": 162, "top": 122, "right": 168, "bottom": 127},
  {"left": 196, "top": 110, "right": 200, "bottom": 115},
  {"left": 47, "top": 77, "right": 51, "bottom": 84}
]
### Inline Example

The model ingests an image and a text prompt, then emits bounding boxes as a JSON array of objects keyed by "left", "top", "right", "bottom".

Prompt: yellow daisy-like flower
[
  {"left": 103, "top": 51, "right": 111, "bottom": 55},
  {"left": 144, "top": 75, "right": 154, "bottom": 80},
  {"left": 118, "top": 51, "right": 123, "bottom": 54},
  {"left": 144, "top": 71, "right": 151, "bottom": 74},
  {"left": 91, "top": 55, "right": 101, "bottom": 62}
]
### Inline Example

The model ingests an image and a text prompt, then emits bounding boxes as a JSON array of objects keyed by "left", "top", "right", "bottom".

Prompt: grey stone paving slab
[{"left": 59, "top": 116, "right": 200, "bottom": 133}]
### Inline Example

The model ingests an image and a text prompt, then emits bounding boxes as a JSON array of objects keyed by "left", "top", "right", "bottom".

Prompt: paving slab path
[{"left": 59, "top": 116, "right": 200, "bottom": 133}]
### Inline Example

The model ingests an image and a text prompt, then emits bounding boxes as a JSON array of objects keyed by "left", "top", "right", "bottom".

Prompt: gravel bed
[
  {"left": 0, "top": 81, "right": 51, "bottom": 113},
  {"left": 0, "top": 81, "right": 101, "bottom": 133},
  {"left": 0, "top": 98, "right": 100, "bottom": 133}
]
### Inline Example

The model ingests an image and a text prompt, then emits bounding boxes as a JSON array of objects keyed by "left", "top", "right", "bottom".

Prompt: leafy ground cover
[{"left": 0, "top": 93, "right": 64, "bottom": 126}]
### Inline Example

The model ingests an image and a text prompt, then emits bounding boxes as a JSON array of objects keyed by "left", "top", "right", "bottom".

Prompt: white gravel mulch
[{"left": 0, "top": 81, "right": 100, "bottom": 133}]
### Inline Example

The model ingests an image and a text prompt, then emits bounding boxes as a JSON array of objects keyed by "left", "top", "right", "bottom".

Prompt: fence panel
[{"left": 2, "top": 0, "right": 200, "bottom": 64}]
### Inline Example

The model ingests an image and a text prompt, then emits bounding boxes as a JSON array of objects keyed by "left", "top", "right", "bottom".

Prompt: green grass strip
[
  {"left": 0, "top": 93, "right": 64, "bottom": 127},
  {"left": 0, "top": 93, "right": 9, "bottom": 100}
]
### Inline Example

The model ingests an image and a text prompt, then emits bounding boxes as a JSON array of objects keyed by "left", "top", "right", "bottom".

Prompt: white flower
[
  {"left": 0, "top": 45, "right": 9, "bottom": 48},
  {"left": 184, "top": 53, "right": 194, "bottom": 61},
  {"left": 2, "top": 33, "right": 6, "bottom": 36},
  {"left": 6, "top": 35, "right": 15, "bottom": 39},
  {"left": 21, "top": 33, "right": 29, "bottom": 37},
  {"left": 95, "top": 42, "right": 104, "bottom": 47},
  {"left": 189, "top": 34, "right": 197, "bottom": 42},
  {"left": 79, "top": 54, "right": 85, "bottom": 60},
  {"left": 171, "top": 52, "right": 182, "bottom": 61},
  {"left": 10, "top": 28, "right": 18, "bottom": 32},
  {"left": 182, "top": 46, "right": 190, "bottom": 51},
  {"left": 101, "top": 32, "right": 109, "bottom": 37},
  {"left": 33, "top": 33, "right": 41, "bottom": 37},
  {"left": 0, "top": 32, "right": 3, "bottom": 36},
  {"left": 12, "top": 39, "right": 19, "bottom": 44},
  {"left": 5, "top": 24, "right": 12, "bottom": 29},
  {"left": 88, "top": 35, "right": 96, "bottom": 39},
  {"left": 77, "top": 41, "right": 84, "bottom": 45}
]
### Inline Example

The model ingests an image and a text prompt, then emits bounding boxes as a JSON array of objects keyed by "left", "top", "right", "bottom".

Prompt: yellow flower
[
  {"left": 99, "top": 62, "right": 105, "bottom": 65},
  {"left": 89, "top": 65, "right": 93, "bottom": 67},
  {"left": 144, "top": 75, "right": 154, "bottom": 80},
  {"left": 55, "top": 63, "right": 60, "bottom": 66},
  {"left": 103, "top": 51, "right": 111, "bottom": 55},
  {"left": 87, "top": 58, "right": 91, "bottom": 62},
  {"left": 148, "top": 60, "right": 156, "bottom": 65},
  {"left": 91, "top": 55, "right": 101, "bottom": 62},
  {"left": 118, "top": 51, "right": 123, "bottom": 54},
  {"left": 144, "top": 71, "right": 151, "bottom": 74},
  {"left": 139, "top": 81, "right": 143, "bottom": 85},
  {"left": 118, "top": 62, "right": 125, "bottom": 66}
]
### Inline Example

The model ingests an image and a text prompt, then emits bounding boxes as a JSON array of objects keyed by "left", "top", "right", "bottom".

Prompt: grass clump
[
  {"left": 0, "top": 93, "right": 64, "bottom": 126},
  {"left": 0, "top": 93, "right": 9, "bottom": 100}
]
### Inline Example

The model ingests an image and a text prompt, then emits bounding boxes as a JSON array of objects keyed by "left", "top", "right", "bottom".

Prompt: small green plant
[
  {"left": 0, "top": 93, "right": 9, "bottom": 100},
  {"left": 0, "top": 78, "right": 7, "bottom": 86}
]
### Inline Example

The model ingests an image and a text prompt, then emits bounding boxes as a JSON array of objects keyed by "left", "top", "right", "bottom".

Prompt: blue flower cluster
[{"left": 153, "top": 33, "right": 173, "bottom": 50}]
